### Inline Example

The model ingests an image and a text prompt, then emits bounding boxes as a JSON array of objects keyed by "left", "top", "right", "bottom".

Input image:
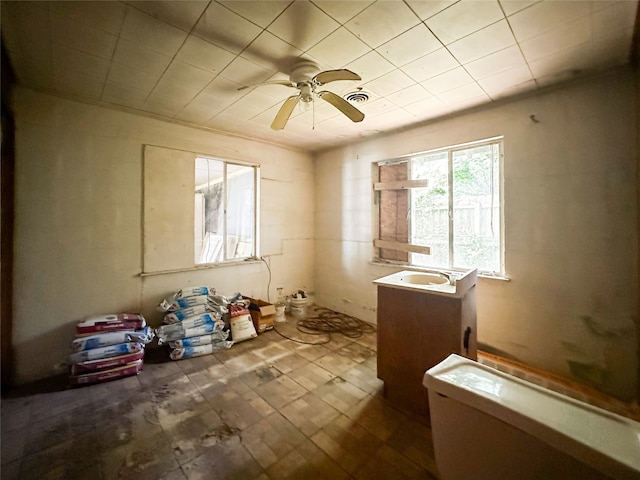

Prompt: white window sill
[{"left": 140, "top": 257, "right": 262, "bottom": 277}]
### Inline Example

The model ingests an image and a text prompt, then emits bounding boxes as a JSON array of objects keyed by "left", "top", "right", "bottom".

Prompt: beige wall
[
  {"left": 12, "top": 87, "right": 314, "bottom": 384},
  {"left": 314, "top": 67, "right": 639, "bottom": 401}
]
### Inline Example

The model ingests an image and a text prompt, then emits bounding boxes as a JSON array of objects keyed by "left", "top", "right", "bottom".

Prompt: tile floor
[{"left": 1, "top": 310, "right": 439, "bottom": 480}]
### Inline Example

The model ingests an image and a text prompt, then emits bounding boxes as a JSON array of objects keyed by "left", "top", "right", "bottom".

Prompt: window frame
[
  {"left": 195, "top": 155, "right": 261, "bottom": 266},
  {"left": 373, "top": 136, "right": 505, "bottom": 277}
]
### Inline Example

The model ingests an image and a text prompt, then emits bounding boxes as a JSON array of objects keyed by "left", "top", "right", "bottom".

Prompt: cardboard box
[{"left": 246, "top": 297, "right": 276, "bottom": 333}]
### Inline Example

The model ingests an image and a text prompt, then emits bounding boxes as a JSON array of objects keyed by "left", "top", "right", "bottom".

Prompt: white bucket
[{"left": 289, "top": 296, "right": 308, "bottom": 319}]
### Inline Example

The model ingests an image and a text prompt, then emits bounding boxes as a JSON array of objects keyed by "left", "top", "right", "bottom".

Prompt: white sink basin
[
  {"left": 374, "top": 269, "right": 478, "bottom": 297},
  {"left": 398, "top": 273, "right": 449, "bottom": 285}
]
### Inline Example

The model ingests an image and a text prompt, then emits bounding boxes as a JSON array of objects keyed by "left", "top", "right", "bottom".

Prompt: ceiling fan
[{"left": 239, "top": 61, "right": 365, "bottom": 130}]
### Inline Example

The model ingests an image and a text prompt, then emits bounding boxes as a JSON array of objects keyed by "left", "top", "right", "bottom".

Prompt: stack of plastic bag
[
  {"left": 69, "top": 313, "right": 154, "bottom": 386},
  {"left": 156, "top": 287, "right": 234, "bottom": 360}
]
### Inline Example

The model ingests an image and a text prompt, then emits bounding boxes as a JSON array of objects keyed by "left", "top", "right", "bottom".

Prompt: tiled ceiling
[{"left": 2, "top": 0, "right": 638, "bottom": 151}]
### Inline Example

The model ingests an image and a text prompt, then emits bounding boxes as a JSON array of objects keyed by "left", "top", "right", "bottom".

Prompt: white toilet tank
[{"left": 423, "top": 354, "right": 640, "bottom": 480}]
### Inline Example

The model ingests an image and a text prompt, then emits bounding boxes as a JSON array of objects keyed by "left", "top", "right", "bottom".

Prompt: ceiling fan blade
[
  {"left": 317, "top": 91, "right": 364, "bottom": 123},
  {"left": 271, "top": 96, "right": 299, "bottom": 130},
  {"left": 313, "top": 69, "right": 361, "bottom": 85},
  {"left": 238, "top": 80, "right": 296, "bottom": 91}
]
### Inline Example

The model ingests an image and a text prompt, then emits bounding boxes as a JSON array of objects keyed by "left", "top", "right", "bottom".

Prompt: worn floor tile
[
  {"left": 180, "top": 436, "right": 262, "bottom": 480},
  {"left": 268, "top": 352, "right": 310, "bottom": 375},
  {"left": 162, "top": 408, "right": 227, "bottom": 465},
  {"left": 314, "top": 351, "right": 358, "bottom": 376},
  {"left": 100, "top": 428, "right": 178, "bottom": 480},
  {"left": 94, "top": 390, "right": 162, "bottom": 451},
  {"left": 311, "top": 413, "right": 382, "bottom": 474},
  {"left": 345, "top": 395, "right": 409, "bottom": 441},
  {"left": 312, "top": 376, "right": 369, "bottom": 414},
  {"left": 341, "top": 363, "right": 384, "bottom": 395},
  {"left": 2, "top": 307, "right": 439, "bottom": 480},
  {"left": 1, "top": 397, "right": 33, "bottom": 434},
  {"left": 279, "top": 391, "right": 341, "bottom": 436},
  {"left": 287, "top": 363, "right": 336, "bottom": 391},
  {"left": 20, "top": 433, "right": 102, "bottom": 480},
  {"left": 254, "top": 375, "right": 308, "bottom": 410},
  {"left": 241, "top": 412, "right": 306, "bottom": 469}
]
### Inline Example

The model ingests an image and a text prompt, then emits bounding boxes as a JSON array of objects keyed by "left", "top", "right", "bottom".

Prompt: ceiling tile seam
[
  {"left": 213, "top": 2, "right": 360, "bottom": 124},
  {"left": 216, "top": 0, "right": 295, "bottom": 31},
  {"left": 308, "top": 0, "right": 364, "bottom": 25},
  {"left": 498, "top": 0, "right": 540, "bottom": 90},
  {"left": 138, "top": 0, "right": 241, "bottom": 122},
  {"left": 98, "top": 2, "right": 129, "bottom": 101},
  {"left": 338, "top": 4, "right": 422, "bottom": 52},
  {"left": 210, "top": 2, "right": 347, "bottom": 121},
  {"left": 409, "top": 11, "right": 517, "bottom": 104}
]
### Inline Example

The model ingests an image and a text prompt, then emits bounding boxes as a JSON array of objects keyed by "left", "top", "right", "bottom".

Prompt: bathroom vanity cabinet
[{"left": 374, "top": 269, "right": 478, "bottom": 418}]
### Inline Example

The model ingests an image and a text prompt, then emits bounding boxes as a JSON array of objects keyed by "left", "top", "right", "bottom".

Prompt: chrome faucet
[{"left": 441, "top": 272, "right": 456, "bottom": 285}]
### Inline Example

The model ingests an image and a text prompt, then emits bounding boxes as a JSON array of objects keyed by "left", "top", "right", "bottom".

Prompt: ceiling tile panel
[
  {"left": 359, "top": 98, "right": 401, "bottom": 118},
  {"left": 219, "top": 0, "right": 293, "bottom": 28},
  {"left": 508, "top": 0, "right": 591, "bottom": 41},
  {"left": 345, "top": 51, "right": 396, "bottom": 82},
  {"left": 477, "top": 64, "right": 533, "bottom": 98},
  {"left": 464, "top": 45, "right": 528, "bottom": 80},
  {"left": 378, "top": 24, "right": 442, "bottom": 67},
  {"left": 106, "top": 62, "right": 159, "bottom": 92},
  {"left": 193, "top": 2, "right": 262, "bottom": 54},
  {"left": 447, "top": 20, "right": 516, "bottom": 64},
  {"left": 426, "top": 0, "right": 504, "bottom": 44},
  {"left": 591, "top": 1, "right": 639, "bottom": 40},
  {"left": 421, "top": 67, "right": 474, "bottom": 95},
  {"left": 364, "top": 69, "right": 416, "bottom": 97},
  {"left": 102, "top": 82, "right": 149, "bottom": 109},
  {"left": 160, "top": 61, "right": 214, "bottom": 91},
  {"left": 3, "top": 0, "right": 637, "bottom": 151},
  {"left": 242, "top": 31, "right": 304, "bottom": 72},
  {"left": 307, "top": 27, "right": 371, "bottom": 68},
  {"left": 267, "top": 1, "right": 340, "bottom": 51},
  {"left": 51, "top": 13, "right": 118, "bottom": 59},
  {"left": 199, "top": 77, "right": 251, "bottom": 113},
  {"left": 175, "top": 35, "right": 236, "bottom": 73},
  {"left": 345, "top": 1, "right": 421, "bottom": 47},
  {"left": 404, "top": 0, "right": 458, "bottom": 21},
  {"left": 403, "top": 95, "right": 451, "bottom": 119},
  {"left": 312, "top": 0, "right": 374, "bottom": 24},
  {"left": 144, "top": 84, "right": 199, "bottom": 116},
  {"left": 0, "top": 2, "right": 52, "bottom": 61},
  {"left": 175, "top": 103, "right": 217, "bottom": 125},
  {"left": 220, "top": 56, "right": 276, "bottom": 86},
  {"left": 54, "top": 69, "right": 104, "bottom": 98},
  {"left": 112, "top": 38, "right": 173, "bottom": 76},
  {"left": 527, "top": 44, "right": 593, "bottom": 83},
  {"left": 52, "top": 45, "right": 111, "bottom": 80},
  {"left": 386, "top": 83, "right": 432, "bottom": 107},
  {"left": 438, "top": 82, "right": 490, "bottom": 108},
  {"left": 49, "top": 1, "right": 126, "bottom": 34},
  {"left": 125, "top": 1, "right": 209, "bottom": 31},
  {"left": 120, "top": 6, "right": 188, "bottom": 56},
  {"left": 9, "top": 56, "right": 54, "bottom": 90},
  {"left": 401, "top": 48, "right": 460, "bottom": 82},
  {"left": 518, "top": 17, "right": 591, "bottom": 63},
  {"left": 498, "top": 0, "right": 540, "bottom": 17}
]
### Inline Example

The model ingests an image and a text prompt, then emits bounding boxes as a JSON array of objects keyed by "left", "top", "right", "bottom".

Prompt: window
[
  {"left": 374, "top": 137, "right": 504, "bottom": 276},
  {"left": 195, "top": 157, "right": 258, "bottom": 264},
  {"left": 142, "top": 145, "right": 259, "bottom": 274}
]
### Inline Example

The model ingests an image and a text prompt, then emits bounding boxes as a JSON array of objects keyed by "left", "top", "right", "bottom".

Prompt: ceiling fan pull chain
[{"left": 312, "top": 95, "right": 315, "bottom": 130}]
